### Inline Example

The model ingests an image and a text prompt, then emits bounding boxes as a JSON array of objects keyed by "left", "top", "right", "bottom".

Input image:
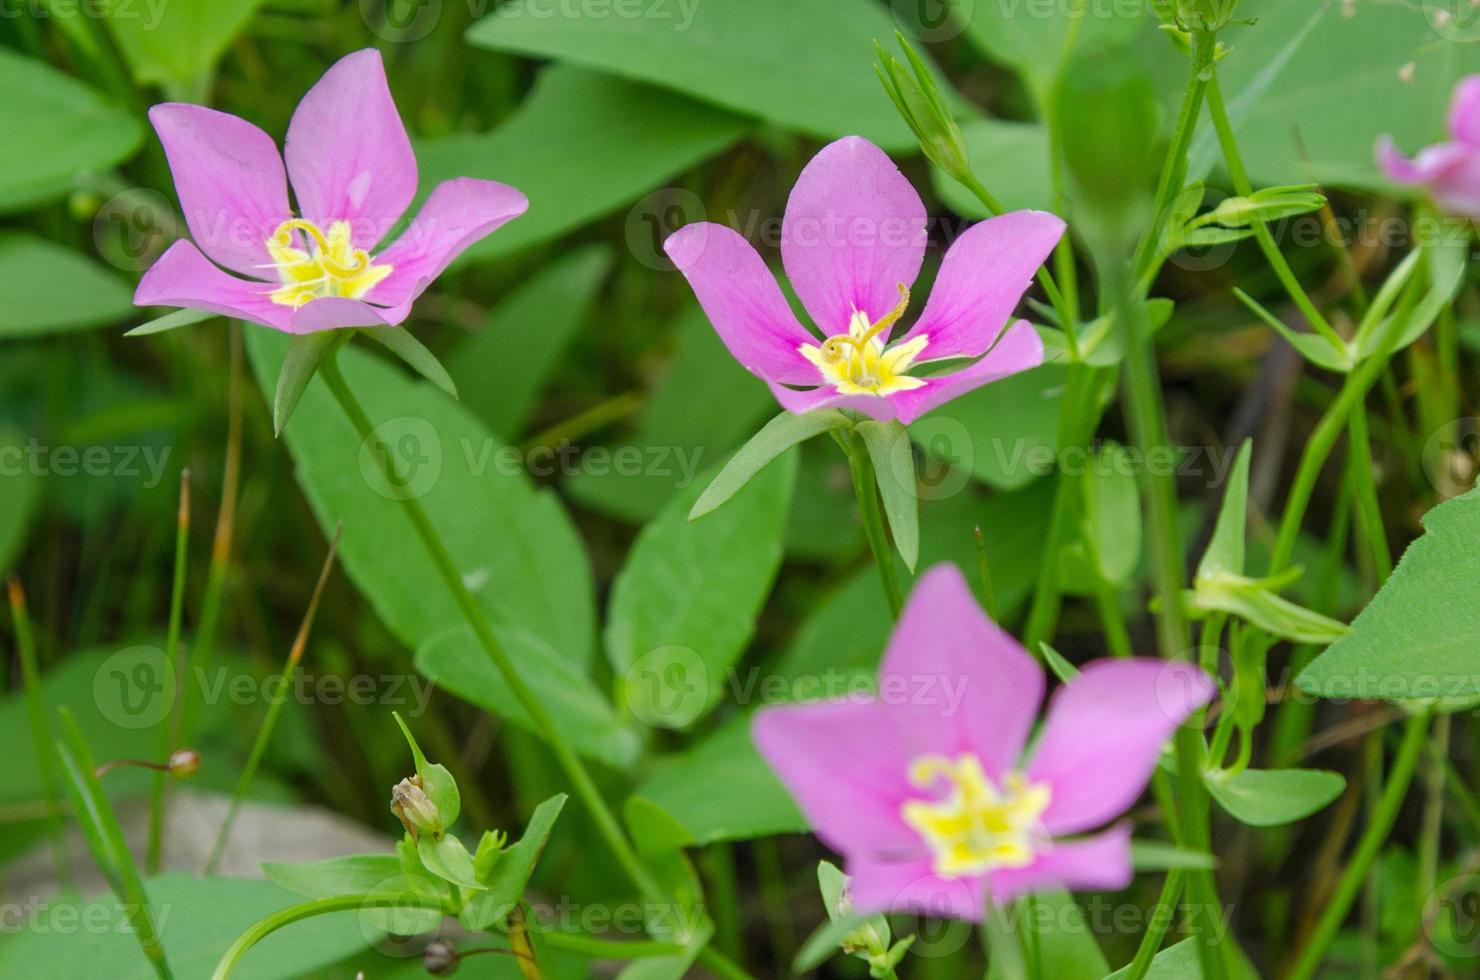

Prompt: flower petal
[
  {"left": 1377, "top": 137, "right": 1470, "bottom": 185},
  {"left": 368, "top": 178, "right": 529, "bottom": 309},
  {"left": 752, "top": 701, "right": 918, "bottom": 856},
  {"left": 985, "top": 824, "right": 1133, "bottom": 903},
  {"left": 289, "top": 296, "right": 402, "bottom": 333},
  {"left": 666, "top": 222, "right": 820, "bottom": 384},
  {"left": 149, "top": 104, "right": 291, "bottom": 277},
  {"left": 1448, "top": 75, "right": 1480, "bottom": 145},
  {"left": 134, "top": 240, "right": 291, "bottom": 331},
  {"left": 1026, "top": 659, "right": 1214, "bottom": 836},
  {"left": 877, "top": 564, "right": 1044, "bottom": 780},
  {"left": 885, "top": 320, "right": 1045, "bottom": 426},
  {"left": 284, "top": 49, "right": 417, "bottom": 250},
  {"left": 899, "top": 210, "right": 1064, "bottom": 360},
  {"left": 847, "top": 852, "right": 986, "bottom": 921},
  {"left": 766, "top": 381, "right": 898, "bottom": 421},
  {"left": 781, "top": 136, "right": 927, "bottom": 336}
]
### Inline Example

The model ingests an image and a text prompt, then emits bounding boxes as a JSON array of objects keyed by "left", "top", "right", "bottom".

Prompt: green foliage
[
  {"left": 101, "top": 0, "right": 265, "bottom": 94},
  {"left": 1206, "top": 768, "right": 1347, "bottom": 827},
  {"left": 0, "top": 233, "right": 135, "bottom": 337}
]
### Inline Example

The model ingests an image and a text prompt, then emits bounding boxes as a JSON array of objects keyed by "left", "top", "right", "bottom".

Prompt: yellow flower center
[
  {"left": 901, "top": 753, "right": 1051, "bottom": 878},
  {"left": 264, "top": 218, "right": 393, "bottom": 308},
  {"left": 800, "top": 284, "right": 929, "bottom": 396}
]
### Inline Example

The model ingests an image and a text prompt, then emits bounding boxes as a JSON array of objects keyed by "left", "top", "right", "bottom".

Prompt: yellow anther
[
  {"left": 900, "top": 753, "right": 1051, "bottom": 878},
  {"left": 264, "top": 218, "right": 391, "bottom": 308}
]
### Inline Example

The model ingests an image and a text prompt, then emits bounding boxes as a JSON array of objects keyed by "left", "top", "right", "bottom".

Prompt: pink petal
[
  {"left": 876, "top": 564, "right": 1043, "bottom": 780},
  {"left": 751, "top": 701, "right": 918, "bottom": 856},
  {"left": 134, "top": 240, "right": 291, "bottom": 332},
  {"left": 898, "top": 210, "right": 1064, "bottom": 360},
  {"left": 781, "top": 136, "right": 927, "bottom": 336},
  {"left": 847, "top": 852, "right": 986, "bottom": 921},
  {"left": 666, "top": 222, "right": 821, "bottom": 385},
  {"left": 284, "top": 49, "right": 417, "bottom": 250},
  {"left": 1376, "top": 137, "right": 1471, "bottom": 186},
  {"left": 986, "top": 825, "right": 1134, "bottom": 903},
  {"left": 289, "top": 296, "right": 404, "bottom": 333},
  {"left": 1026, "top": 659, "right": 1214, "bottom": 836},
  {"left": 1448, "top": 75, "right": 1480, "bottom": 145},
  {"left": 766, "top": 381, "right": 899, "bottom": 421},
  {"left": 886, "top": 320, "right": 1045, "bottom": 425},
  {"left": 368, "top": 178, "right": 529, "bottom": 309},
  {"left": 149, "top": 104, "right": 291, "bottom": 277}
]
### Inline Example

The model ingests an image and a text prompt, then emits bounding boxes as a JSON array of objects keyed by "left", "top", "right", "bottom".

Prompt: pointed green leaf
[
  {"left": 689, "top": 410, "right": 848, "bottom": 521},
  {"left": 361, "top": 326, "right": 458, "bottom": 400},
  {"left": 393, "top": 712, "right": 461, "bottom": 829},
  {"left": 125, "top": 308, "right": 216, "bottom": 337},
  {"left": 1234, "top": 288, "right": 1352, "bottom": 372},
  {"left": 273, "top": 331, "right": 345, "bottom": 436},
  {"left": 856, "top": 420, "right": 919, "bottom": 571},
  {"left": 1198, "top": 441, "right": 1252, "bottom": 580},
  {"left": 1205, "top": 768, "right": 1346, "bottom": 826}
]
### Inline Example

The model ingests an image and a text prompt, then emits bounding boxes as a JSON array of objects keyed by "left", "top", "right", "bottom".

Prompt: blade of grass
[
  {"left": 148, "top": 469, "right": 191, "bottom": 874},
  {"left": 206, "top": 524, "right": 341, "bottom": 874},
  {"left": 56, "top": 709, "right": 174, "bottom": 979},
  {"left": 8, "top": 576, "right": 70, "bottom": 885}
]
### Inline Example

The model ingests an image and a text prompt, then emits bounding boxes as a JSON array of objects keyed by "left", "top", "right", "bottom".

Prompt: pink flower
[
  {"left": 134, "top": 49, "right": 527, "bottom": 334},
  {"left": 664, "top": 137, "right": 1062, "bottom": 426},
  {"left": 752, "top": 565, "right": 1214, "bottom": 919},
  {"left": 1378, "top": 75, "right": 1480, "bottom": 219}
]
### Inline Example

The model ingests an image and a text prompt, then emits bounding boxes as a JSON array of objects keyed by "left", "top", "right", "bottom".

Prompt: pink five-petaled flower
[
  {"left": 134, "top": 49, "right": 528, "bottom": 334},
  {"left": 1378, "top": 74, "right": 1480, "bottom": 220},
  {"left": 663, "top": 136, "right": 1063, "bottom": 425},
  {"left": 752, "top": 565, "right": 1215, "bottom": 919}
]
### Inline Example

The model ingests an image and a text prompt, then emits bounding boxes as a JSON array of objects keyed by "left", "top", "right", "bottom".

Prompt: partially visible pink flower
[
  {"left": 1378, "top": 74, "right": 1480, "bottom": 219},
  {"left": 134, "top": 49, "right": 527, "bottom": 334},
  {"left": 753, "top": 565, "right": 1214, "bottom": 919},
  {"left": 664, "top": 137, "right": 1062, "bottom": 426}
]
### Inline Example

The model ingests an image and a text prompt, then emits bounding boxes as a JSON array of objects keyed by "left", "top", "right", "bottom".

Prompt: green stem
[
  {"left": 1121, "top": 871, "right": 1185, "bottom": 980},
  {"left": 148, "top": 471, "right": 190, "bottom": 874},
  {"left": 846, "top": 433, "right": 903, "bottom": 618},
  {"left": 9, "top": 578, "right": 70, "bottom": 885},
  {"left": 538, "top": 932, "right": 686, "bottom": 959},
  {"left": 318, "top": 356, "right": 664, "bottom": 905},
  {"left": 958, "top": 171, "right": 1075, "bottom": 337},
  {"left": 1285, "top": 711, "right": 1432, "bottom": 980},
  {"left": 1344, "top": 406, "right": 1393, "bottom": 582}
]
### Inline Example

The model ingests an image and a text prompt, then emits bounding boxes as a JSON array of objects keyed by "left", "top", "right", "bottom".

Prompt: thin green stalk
[
  {"left": 1121, "top": 871, "right": 1185, "bottom": 980},
  {"left": 317, "top": 355, "right": 665, "bottom": 906},
  {"left": 1286, "top": 711, "right": 1432, "bottom": 980},
  {"left": 846, "top": 433, "right": 904, "bottom": 618},
  {"left": 206, "top": 526, "right": 340, "bottom": 875},
  {"left": 958, "top": 171, "right": 1074, "bottom": 337},
  {"left": 1344, "top": 406, "right": 1393, "bottom": 582},
  {"left": 538, "top": 932, "right": 686, "bottom": 959},
  {"left": 1204, "top": 72, "right": 1343, "bottom": 348},
  {"left": 700, "top": 845, "right": 744, "bottom": 962},
  {"left": 9, "top": 577, "right": 69, "bottom": 885},
  {"left": 752, "top": 837, "right": 796, "bottom": 969},
  {"left": 148, "top": 470, "right": 191, "bottom": 874},
  {"left": 1418, "top": 713, "right": 1451, "bottom": 916}
]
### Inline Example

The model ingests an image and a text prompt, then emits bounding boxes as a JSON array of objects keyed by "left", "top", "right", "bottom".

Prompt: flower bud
[
  {"left": 391, "top": 776, "right": 443, "bottom": 842},
  {"left": 422, "top": 940, "right": 460, "bottom": 976},
  {"left": 874, "top": 35, "right": 971, "bottom": 184},
  {"left": 167, "top": 748, "right": 201, "bottom": 779}
]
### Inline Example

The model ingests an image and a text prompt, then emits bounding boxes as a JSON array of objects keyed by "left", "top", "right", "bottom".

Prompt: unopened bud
[
  {"left": 422, "top": 940, "right": 460, "bottom": 976},
  {"left": 168, "top": 748, "right": 201, "bottom": 779},
  {"left": 874, "top": 35, "right": 971, "bottom": 183},
  {"left": 391, "top": 776, "right": 442, "bottom": 841}
]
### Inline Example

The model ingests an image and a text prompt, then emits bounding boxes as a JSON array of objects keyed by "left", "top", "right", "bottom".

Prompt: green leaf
[
  {"left": 467, "top": 0, "right": 924, "bottom": 149},
  {"left": 462, "top": 794, "right": 568, "bottom": 931},
  {"left": 932, "top": 118, "right": 1053, "bottom": 218},
  {"left": 101, "top": 0, "right": 265, "bottom": 93},
  {"left": 1299, "top": 486, "right": 1480, "bottom": 700},
  {"left": 418, "top": 835, "right": 485, "bottom": 890},
  {"left": 817, "top": 860, "right": 890, "bottom": 957},
  {"left": 125, "top": 308, "right": 216, "bottom": 338},
  {"left": 1190, "top": 577, "right": 1349, "bottom": 645},
  {"left": 1104, "top": 938, "right": 1200, "bottom": 980},
  {"left": 988, "top": 890, "right": 1110, "bottom": 980},
  {"left": 393, "top": 712, "right": 461, "bottom": 829},
  {"left": 1234, "top": 287, "right": 1352, "bottom": 372},
  {"left": 856, "top": 420, "right": 919, "bottom": 571},
  {"left": 960, "top": 1, "right": 1144, "bottom": 98},
  {"left": 1130, "top": 841, "right": 1219, "bottom": 871},
  {"left": 1205, "top": 768, "right": 1347, "bottom": 827},
  {"left": 0, "top": 233, "right": 135, "bottom": 338},
  {"left": 918, "top": 364, "right": 1067, "bottom": 491},
  {"left": 447, "top": 244, "right": 612, "bottom": 436},
  {"left": 1197, "top": 440, "right": 1252, "bottom": 580},
  {"left": 608, "top": 452, "right": 795, "bottom": 730},
  {"left": 263, "top": 854, "right": 406, "bottom": 899},
  {"left": 273, "top": 332, "right": 346, "bottom": 437},
  {"left": 361, "top": 327, "right": 458, "bottom": 400},
  {"left": 690, "top": 410, "right": 849, "bottom": 521},
  {"left": 1039, "top": 643, "right": 1081, "bottom": 685},
  {"left": 418, "top": 66, "right": 746, "bottom": 266},
  {"left": 0, "top": 50, "right": 142, "bottom": 211},
  {"left": 1062, "top": 442, "right": 1141, "bottom": 592},
  {"left": 795, "top": 908, "right": 880, "bottom": 973},
  {"left": 1366, "top": 231, "right": 1469, "bottom": 359}
]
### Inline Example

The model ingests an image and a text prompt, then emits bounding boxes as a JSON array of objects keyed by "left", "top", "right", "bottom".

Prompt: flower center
[
  {"left": 799, "top": 284, "right": 929, "bottom": 396},
  {"left": 900, "top": 753, "right": 1051, "bottom": 878},
  {"left": 264, "top": 218, "right": 393, "bottom": 308}
]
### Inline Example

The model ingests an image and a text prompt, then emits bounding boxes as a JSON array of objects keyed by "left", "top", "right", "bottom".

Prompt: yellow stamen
[
  {"left": 264, "top": 218, "right": 392, "bottom": 308},
  {"left": 901, "top": 753, "right": 1051, "bottom": 878},
  {"left": 801, "top": 284, "right": 928, "bottom": 396}
]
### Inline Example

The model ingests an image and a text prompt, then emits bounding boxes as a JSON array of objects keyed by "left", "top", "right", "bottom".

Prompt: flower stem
[
  {"left": 1285, "top": 710, "right": 1433, "bottom": 980},
  {"left": 147, "top": 469, "right": 190, "bottom": 874},
  {"left": 845, "top": 432, "right": 904, "bottom": 618},
  {"left": 1121, "top": 870, "right": 1184, "bottom": 980},
  {"left": 8, "top": 576, "right": 69, "bottom": 885}
]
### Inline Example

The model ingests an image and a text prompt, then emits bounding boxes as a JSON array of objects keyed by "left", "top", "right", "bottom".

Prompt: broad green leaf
[
  {"left": 447, "top": 244, "right": 612, "bottom": 436},
  {"left": 917, "top": 364, "right": 1067, "bottom": 491},
  {"left": 0, "top": 873, "right": 374, "bottom": 980},
  {"left": 461, "top": 794, "right": 567, "bottom": 931},
  {"left": 102, "top": 0, "right": 265, "bottom": 94},
  {"left": 932, "top": 118, "right": 1053, "bottom": 218},
  {"left": 1198, "top": 441, "right": 1252, "bottom": 580},
  {"left": 419, "top": 834, "right": 485, "bottom": 890},
  {"left": 416, "top": 625, "right": 640, "bottom": 769},
  {"left": 960, "top": 1, "right": 1145, "bottom": 99},
  {"left": 1299, "top": 486, "right": 1480, "bottom": 699},
  {"left": 245, "top": 328, "right": 598, "bottom": 667},
  {"left": 607, "top": 452, "right": 795, "bottom": 730},
  {"left": 467, "top": 0, "right": 922, "bottom": 148},
  {"left": 273, "top": 332, "right": 344, "bottom": 437},
  {"left": 689, "top": 410, "right": 849, "bottom": 521},
  {"left": 0, "top": 233, "right": 135, "bottom": 338},
  {"left": 857, "top": 420, "right": 920, "bottom": 571},
  {"left": 418, "top": 66, "right": 747, "bottom": 265},
  {"left": 264, "top": 854, "right": 406, "bottom": 899},
  {"left": 1206, "top": 767, "right": 1347, "bottom": 827},
  {"left": 361, "top": 327, "right": 458, "bottom": 400},
  {"left": 0, "top": 50, "right": 142, "bottom": 211},
  {"left": 1104, "top": 938, "right": 1199, "bottom": 980}
]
